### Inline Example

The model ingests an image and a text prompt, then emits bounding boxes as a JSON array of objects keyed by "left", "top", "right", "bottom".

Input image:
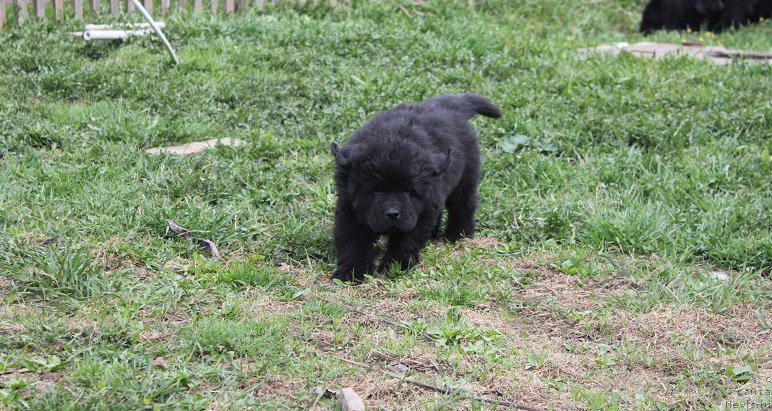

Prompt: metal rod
[{"left": 128, "top": 0, "right": 179, "bottom": 64}]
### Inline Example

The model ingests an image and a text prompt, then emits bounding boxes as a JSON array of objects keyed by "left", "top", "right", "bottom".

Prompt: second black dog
[
  {"left": 640, "top": 0, "right": 771, "bottom": 34},
  {"left": 330, "top": 94, "right": 501, "bottom": 282}
]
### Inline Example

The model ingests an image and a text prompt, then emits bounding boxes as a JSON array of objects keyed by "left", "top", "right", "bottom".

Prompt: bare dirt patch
[
  {"left": 321, "top": 349, "right": 556, "bottom": 411},
  {"left": 136, "top": 304, "right": 192, "bottom": 327},
  {"left": 250, "top": 374, "right": 306, "bottom": 402},
  {"left": 0, "top": 276, "right": 13, "bottom": 290},
  {"left": 462, "top": 309, "right": 652, "bottom": 407},
  {"left": 0, "top": 370, "right": 63, "bottom": 391},
  {"left": 93, "top": 235, "right": 151, "bottom": 278},
  {"left": 519, "top": 268, "right": 631, "bottom": 310},
  {"left": 457, "top": 269, "right": 772, "bottom": 408},
  {"left": 461, "top": 306, "right": 589, "bottom": 407},
  {"left": 333, "top": 373, "right": 439, "bottom": 409},
  {"left": 458, "top": 236, "right": 502, "bottom": 250},
  {"left": 278, "top": 262, "right": 318, "bottom": 287},
  {"left": 63, "top": 318, "right": 98, "bottom": 340},
  {"left": 240, "top": 294, "right": 302, "bottom": 319},
  {"left": 138, "top": 329, "right": 171, "bottom": 342},
  {"left": 0, "top": 322, "right": 26, "bottom": 334},
  {"left": 617, "top": 303, "right": 771, "bottom": 361}
]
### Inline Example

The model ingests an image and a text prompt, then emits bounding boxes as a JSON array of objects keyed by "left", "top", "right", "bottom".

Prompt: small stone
[
  {"left": 386, "top": 361, "right": 409, "bottom": 375},
  {"left": 387, "top": 327, "right": 397, "bottom": 340},
  {"left": 337, "top": 387, "right": 365, "bottom": 411},
  {"left": 710, "top": 271, "right": 730, "bottom": 281},
  {"left": 152, "top": 357, "right": 168, "bottom": 369}
]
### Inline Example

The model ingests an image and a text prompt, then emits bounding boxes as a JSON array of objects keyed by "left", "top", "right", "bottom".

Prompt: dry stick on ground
[
  {"left": 368, "top": 349, "right": 440, "bottom": 372},
  {"left": 335, "top": 356, "right": 547, "bottom": 411},
  {"left": 166, "top": 219, "right": 222, "bottom": 261}
]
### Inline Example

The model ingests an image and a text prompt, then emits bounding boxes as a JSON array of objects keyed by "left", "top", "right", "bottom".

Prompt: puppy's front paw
[
  {"left": 443, "top": 232, "right": 462, "bottom": 243},
  {"left": 331, "top": 268, "right": 365, "bottom": 283},
  {"left": 443, "top": 230, "right": 473, "bottom": 244},
  {"left": 379, "top": 252, "right": 419, "bottom": 273},
  {"left": 331, "top": 269, "right": 353, "bottom": 282}
]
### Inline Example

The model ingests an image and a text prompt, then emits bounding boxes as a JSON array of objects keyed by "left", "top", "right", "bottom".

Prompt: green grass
[{"left": 1, "top": 0, "right": 771, "bottom": 409}]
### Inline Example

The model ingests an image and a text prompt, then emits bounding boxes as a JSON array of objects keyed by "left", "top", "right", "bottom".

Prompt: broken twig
[{"left": 166, "top": 220, "right": 222, "bottom": 261}]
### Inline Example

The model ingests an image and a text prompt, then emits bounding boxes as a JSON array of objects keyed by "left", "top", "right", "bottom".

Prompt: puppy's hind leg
[{"left": 444, "top": 171, "right": 479, "bottom": 243}]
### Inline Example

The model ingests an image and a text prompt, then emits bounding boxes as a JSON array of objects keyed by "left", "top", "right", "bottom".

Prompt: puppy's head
[
  {"left": 332, "top": 140, "right": 451, "bottom": 234},
  {"left": 640, "top": 0, "right": 671, "bottom": 34}
]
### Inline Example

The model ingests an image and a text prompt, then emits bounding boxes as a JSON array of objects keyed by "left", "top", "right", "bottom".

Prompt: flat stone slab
[
  {"left": 579, "top": 42, "right": 772, "bottom": 64},
  {"left": 145, "top": 138, "right": 246, "bottom": 155},
  {"left": 337, "top": 387, "right": 365, "bottom": 411}
]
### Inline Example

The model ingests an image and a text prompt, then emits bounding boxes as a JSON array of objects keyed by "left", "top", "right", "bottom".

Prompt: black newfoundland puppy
[
  {"left": 330, "top": 94, "right": 501, "bottom": 282},
  {"left": 640, "top": 0, "right": 771, "bottom": 34}
]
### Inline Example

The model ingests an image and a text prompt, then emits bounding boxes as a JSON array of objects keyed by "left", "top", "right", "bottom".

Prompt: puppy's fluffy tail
[{"left": 428, "top": 94, "right": 502, "bottom": 120}]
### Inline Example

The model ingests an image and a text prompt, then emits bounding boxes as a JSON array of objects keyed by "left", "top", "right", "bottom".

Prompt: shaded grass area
[{"left": 1, "top": 0, "right": 771, "bottom": 409}]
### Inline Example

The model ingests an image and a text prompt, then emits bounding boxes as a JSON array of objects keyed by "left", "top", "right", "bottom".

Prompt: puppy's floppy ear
[
  {"left": 429, "top": 148, "right": 453, "bottom": 177},
  {"left": 331, "top": 142, "right": 351, "bottom": 168}
]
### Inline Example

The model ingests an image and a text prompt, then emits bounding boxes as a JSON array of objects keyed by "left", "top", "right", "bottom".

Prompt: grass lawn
[{"left": 1, "top": 0, "right": 770, "bottom": 409}]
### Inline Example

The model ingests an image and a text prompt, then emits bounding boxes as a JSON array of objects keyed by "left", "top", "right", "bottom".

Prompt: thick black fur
[
  {"left": 330, "top": 94, "right": 501, "bottom": 282},
  {"left": 640, "top": 0, "right": 771, "bottom": 34}
]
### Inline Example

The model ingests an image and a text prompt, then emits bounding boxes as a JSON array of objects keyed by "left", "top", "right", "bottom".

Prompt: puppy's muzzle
[{"left": 385, "top": 208, "right": 401, "bottom": 221}]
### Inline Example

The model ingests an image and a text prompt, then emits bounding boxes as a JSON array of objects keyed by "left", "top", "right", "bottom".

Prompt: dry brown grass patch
[
  {"left": 0, "top": 322, "right": 26, "bottom": 334},
  {"left": 617, "top": 304, "right": 770, "bottom": 366},
  {"left": 240, "top": 294, "right": 301, "bottom": 318},
  {"left": 461, "top": 307, "right": 588, "bottom": 406},
  {"left": 458, "top": 269, "right": 770, "bottom": 408},
  {"left": 0, "top": 370, "right": 64, "bottom": 397},
  {"left": 350, "top": 376, "right": 436, "bottom": 409},
  {"left": 520, "top": 269, "right": 630, "bottom": 310},
  {"left": 458, "top": 236, "right": 502, "bottom": 249},
  {"left": 621, "top": 304, "right": 766, "bottom": 347}
]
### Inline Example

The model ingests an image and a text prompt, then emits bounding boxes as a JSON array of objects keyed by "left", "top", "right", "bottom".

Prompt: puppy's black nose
[{"left": 385, "top": 208, "right": 400, "bottom": 220}]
